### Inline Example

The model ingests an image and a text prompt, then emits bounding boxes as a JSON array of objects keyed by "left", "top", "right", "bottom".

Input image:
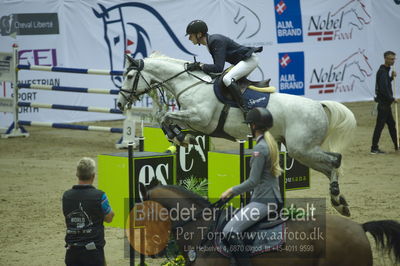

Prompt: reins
[{"left": 120, "top": 57, "right": 218, "bottom": 109}]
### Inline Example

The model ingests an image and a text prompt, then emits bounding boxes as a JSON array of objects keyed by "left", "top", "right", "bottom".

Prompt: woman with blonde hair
[{"left": 220, "top": 107, "right": 282, "bottom": 266}]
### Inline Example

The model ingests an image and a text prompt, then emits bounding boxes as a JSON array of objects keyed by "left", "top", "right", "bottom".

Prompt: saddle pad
[
  {"left": 214, "top": 222, "right": 286, "bottom": 257},
  {"left": 213, "top": 82, "right": 271, "bottom": 109}
]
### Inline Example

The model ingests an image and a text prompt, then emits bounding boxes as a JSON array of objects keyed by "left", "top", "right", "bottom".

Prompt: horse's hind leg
[{"left": 287, "top": 144, "right": 350, "bottom": 217}]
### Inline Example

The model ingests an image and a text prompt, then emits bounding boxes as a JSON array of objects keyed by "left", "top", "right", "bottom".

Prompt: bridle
[
  {"left": 118, "top": 57, "right": 152, "bottom": 107},
  {"left": 119, "top": 55, "right": 215, "bottom": 108}
]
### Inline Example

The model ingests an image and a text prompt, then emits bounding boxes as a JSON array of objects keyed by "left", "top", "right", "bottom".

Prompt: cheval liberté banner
[{"left": 1, "top": 0, "right": 399, "bottom": 128}]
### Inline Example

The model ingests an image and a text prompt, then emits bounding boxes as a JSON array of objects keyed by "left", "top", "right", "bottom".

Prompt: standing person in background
[
  {"left": 62, "top": 157, "right": 114, "bottom": 266},
  {"left": 371, "top": 51, "right": 399, "bottom": 154}
]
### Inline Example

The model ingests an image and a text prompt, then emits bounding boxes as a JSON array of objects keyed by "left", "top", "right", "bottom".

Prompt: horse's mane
[
  {"left": 154, "top": 185, "right": 211, "bottom": 207},
  {"left": 148, "top": 51, "right": 187, "bottom": 64}
]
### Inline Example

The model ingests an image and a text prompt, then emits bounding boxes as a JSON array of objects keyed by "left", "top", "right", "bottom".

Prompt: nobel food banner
[{"left": 0, "top": 0, "right": 399, "bottom": 128}]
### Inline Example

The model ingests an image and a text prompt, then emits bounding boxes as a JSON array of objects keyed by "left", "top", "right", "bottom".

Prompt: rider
[
  {"left": 185, "top": 19, "right": 263, "bottom": 113},
  {"left": 220, "top": 107, "right": 283, "bottom": 265}
]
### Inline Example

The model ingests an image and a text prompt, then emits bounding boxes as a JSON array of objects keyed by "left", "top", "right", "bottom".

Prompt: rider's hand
[
  {"left": 186, "top": 62, "right": 202, "bottom": 71},
  {"left": 392, "top": 71, "right": 397, "bottom": 79},
  {"left": 220, "top": 187, "right": 233, "bottom": 200}
]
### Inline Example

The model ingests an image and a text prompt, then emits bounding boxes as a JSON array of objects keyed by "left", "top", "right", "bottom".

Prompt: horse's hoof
[
  {"left": 339, "top": 195, "right": 349, "bottom": 206},
  {"left": 340, "top": 205, "right": 351, "bottom": 217},
  {"left": 331, "top": 197, "right": 351, "bottom": 217},
  {"left": 186, "top": 134, "right": 198, "bottom": 145},
  {"left": 179, "top": 142, "right": 189, "bottom": 148},
  {"left": 331, "top": 201, "right": 351, "bottom": 217}
]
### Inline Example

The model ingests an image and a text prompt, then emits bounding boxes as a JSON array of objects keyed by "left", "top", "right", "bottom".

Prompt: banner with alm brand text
[{"left": 1, "top": 0, "right": 399, "bottom": 128}]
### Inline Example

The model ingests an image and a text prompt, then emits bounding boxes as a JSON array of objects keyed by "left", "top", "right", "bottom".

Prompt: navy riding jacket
[
  {"left": 375, "top": 64, "right": 395, "bottom": 105},
  {"left": 201, "top": 34, "right": 262, "bottom": 74}
]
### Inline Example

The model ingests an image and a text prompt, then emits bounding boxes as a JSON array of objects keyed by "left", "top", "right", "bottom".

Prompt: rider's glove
[{"left": 186, "top": 62, "right": 202, "bottom": 71}]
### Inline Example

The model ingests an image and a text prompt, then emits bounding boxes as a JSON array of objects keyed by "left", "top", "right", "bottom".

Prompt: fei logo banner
[
  {"left": 278, "top": 52, "right": 304, "bottom": 95},
  {"left": 274, "top": 0, "right": 303, "bottom": 43}
]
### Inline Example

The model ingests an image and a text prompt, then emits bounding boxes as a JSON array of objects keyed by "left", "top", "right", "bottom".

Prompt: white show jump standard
[
  {"left": 3, "top": 47, "right": 141, "bottom": 144},
  {"left": 2, "top": 45, "right": 154, "bottom": 149}
]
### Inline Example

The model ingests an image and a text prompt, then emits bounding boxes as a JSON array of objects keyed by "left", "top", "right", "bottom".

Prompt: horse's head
[
  {"left": 346, "top": 49, "right": 372, "bottom": 81},
  {"left": 356, "top": 49, "right": 372, "bottom": 76},
  {"left": 117, "top": 52, "right": 194, "bottom": 111},
  {"left": 333, "top": 0, "right": 371, "bottom": 30},
  {"left": 333, "top": 49, "right": 372, "bottom": 82},
  {"left": 352, "top": 0, "right": 371, "bottom": 25},
  {"left": 117, "top": 54, "right": 150, "bottom": 111}
]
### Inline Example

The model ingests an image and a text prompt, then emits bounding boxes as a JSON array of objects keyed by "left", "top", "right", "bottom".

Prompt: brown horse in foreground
[{"left": 142, "top": 185, "right": 400, "bottom": 266}]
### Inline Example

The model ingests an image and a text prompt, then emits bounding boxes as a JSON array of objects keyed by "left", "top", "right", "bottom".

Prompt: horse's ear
[
  {"left": 150, "top": 178, "right": 161, "bottom": 187},
  {"left": 125, "top": 54, "right": 135, "bottom": 66},
  {"left": 92, "top": 4, "right": 109, "bottom": 19}
]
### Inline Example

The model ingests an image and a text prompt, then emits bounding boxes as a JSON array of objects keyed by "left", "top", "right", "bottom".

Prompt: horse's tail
[
  {"left": 319, "top": 101, "right": 357, "bottom": 153},
  {"left": 363, "top": 220, "right": 400, "bottom": 263}
]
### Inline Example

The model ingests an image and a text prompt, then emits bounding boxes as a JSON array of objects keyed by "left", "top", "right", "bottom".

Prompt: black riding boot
[
  {"left": 227, "top": 80, "right": 249, "bottom": 114},
  {"left": 224, "top": 232, "right": 252, "bottom": 266}
]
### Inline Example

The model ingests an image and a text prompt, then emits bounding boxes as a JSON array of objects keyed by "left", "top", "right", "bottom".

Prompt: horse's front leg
[{"left": 160, "top": 109, "right": 208, "bottom": 147}]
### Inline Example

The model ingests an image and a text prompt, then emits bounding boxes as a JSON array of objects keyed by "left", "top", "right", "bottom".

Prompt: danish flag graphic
[
  {"left": 275, "top": 0, "right": 287, "bottom": 15},
  {"left": 280, "top": 54, "right": 291, "bottom": 68}
]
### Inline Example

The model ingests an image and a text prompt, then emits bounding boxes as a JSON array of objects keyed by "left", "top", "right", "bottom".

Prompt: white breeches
[{"left": 222, "top": 53, "right": 259, "bottom": 86}]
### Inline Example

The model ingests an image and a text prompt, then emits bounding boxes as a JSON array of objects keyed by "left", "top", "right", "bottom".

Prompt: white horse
[{"left": 117, "top": 52, "right": 357, "bottom": 216}]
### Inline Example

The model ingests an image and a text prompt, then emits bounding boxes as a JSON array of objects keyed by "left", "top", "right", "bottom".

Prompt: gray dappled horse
[{"left": 117, "top": 52, "right": 357, "bottom": 216}]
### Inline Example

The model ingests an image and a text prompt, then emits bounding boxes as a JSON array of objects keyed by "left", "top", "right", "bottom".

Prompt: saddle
[
  {"left": 211, "top": 206, "right": 286, "bottom": 258},
  {"left": 208, "top": 70, "right": 276, "bottom": 140},
  {"left": 220, "top": 67, "right": 275, "bottom": 94},
  {"left": 213, "top": 72, "right": 276, "bottom": 110}
]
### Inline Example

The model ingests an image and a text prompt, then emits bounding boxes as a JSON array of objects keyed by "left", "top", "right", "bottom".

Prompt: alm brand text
[{"left": 277, "top": 21, "right": 302, "bottom": 37}]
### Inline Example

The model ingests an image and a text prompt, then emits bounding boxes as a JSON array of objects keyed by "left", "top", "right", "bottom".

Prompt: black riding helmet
[
  {"left": 244, "top": 108, "right": 273, "bottom": 131},
  {"left": 186, "top": 20, "right": 208, "bottom": 35}
]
